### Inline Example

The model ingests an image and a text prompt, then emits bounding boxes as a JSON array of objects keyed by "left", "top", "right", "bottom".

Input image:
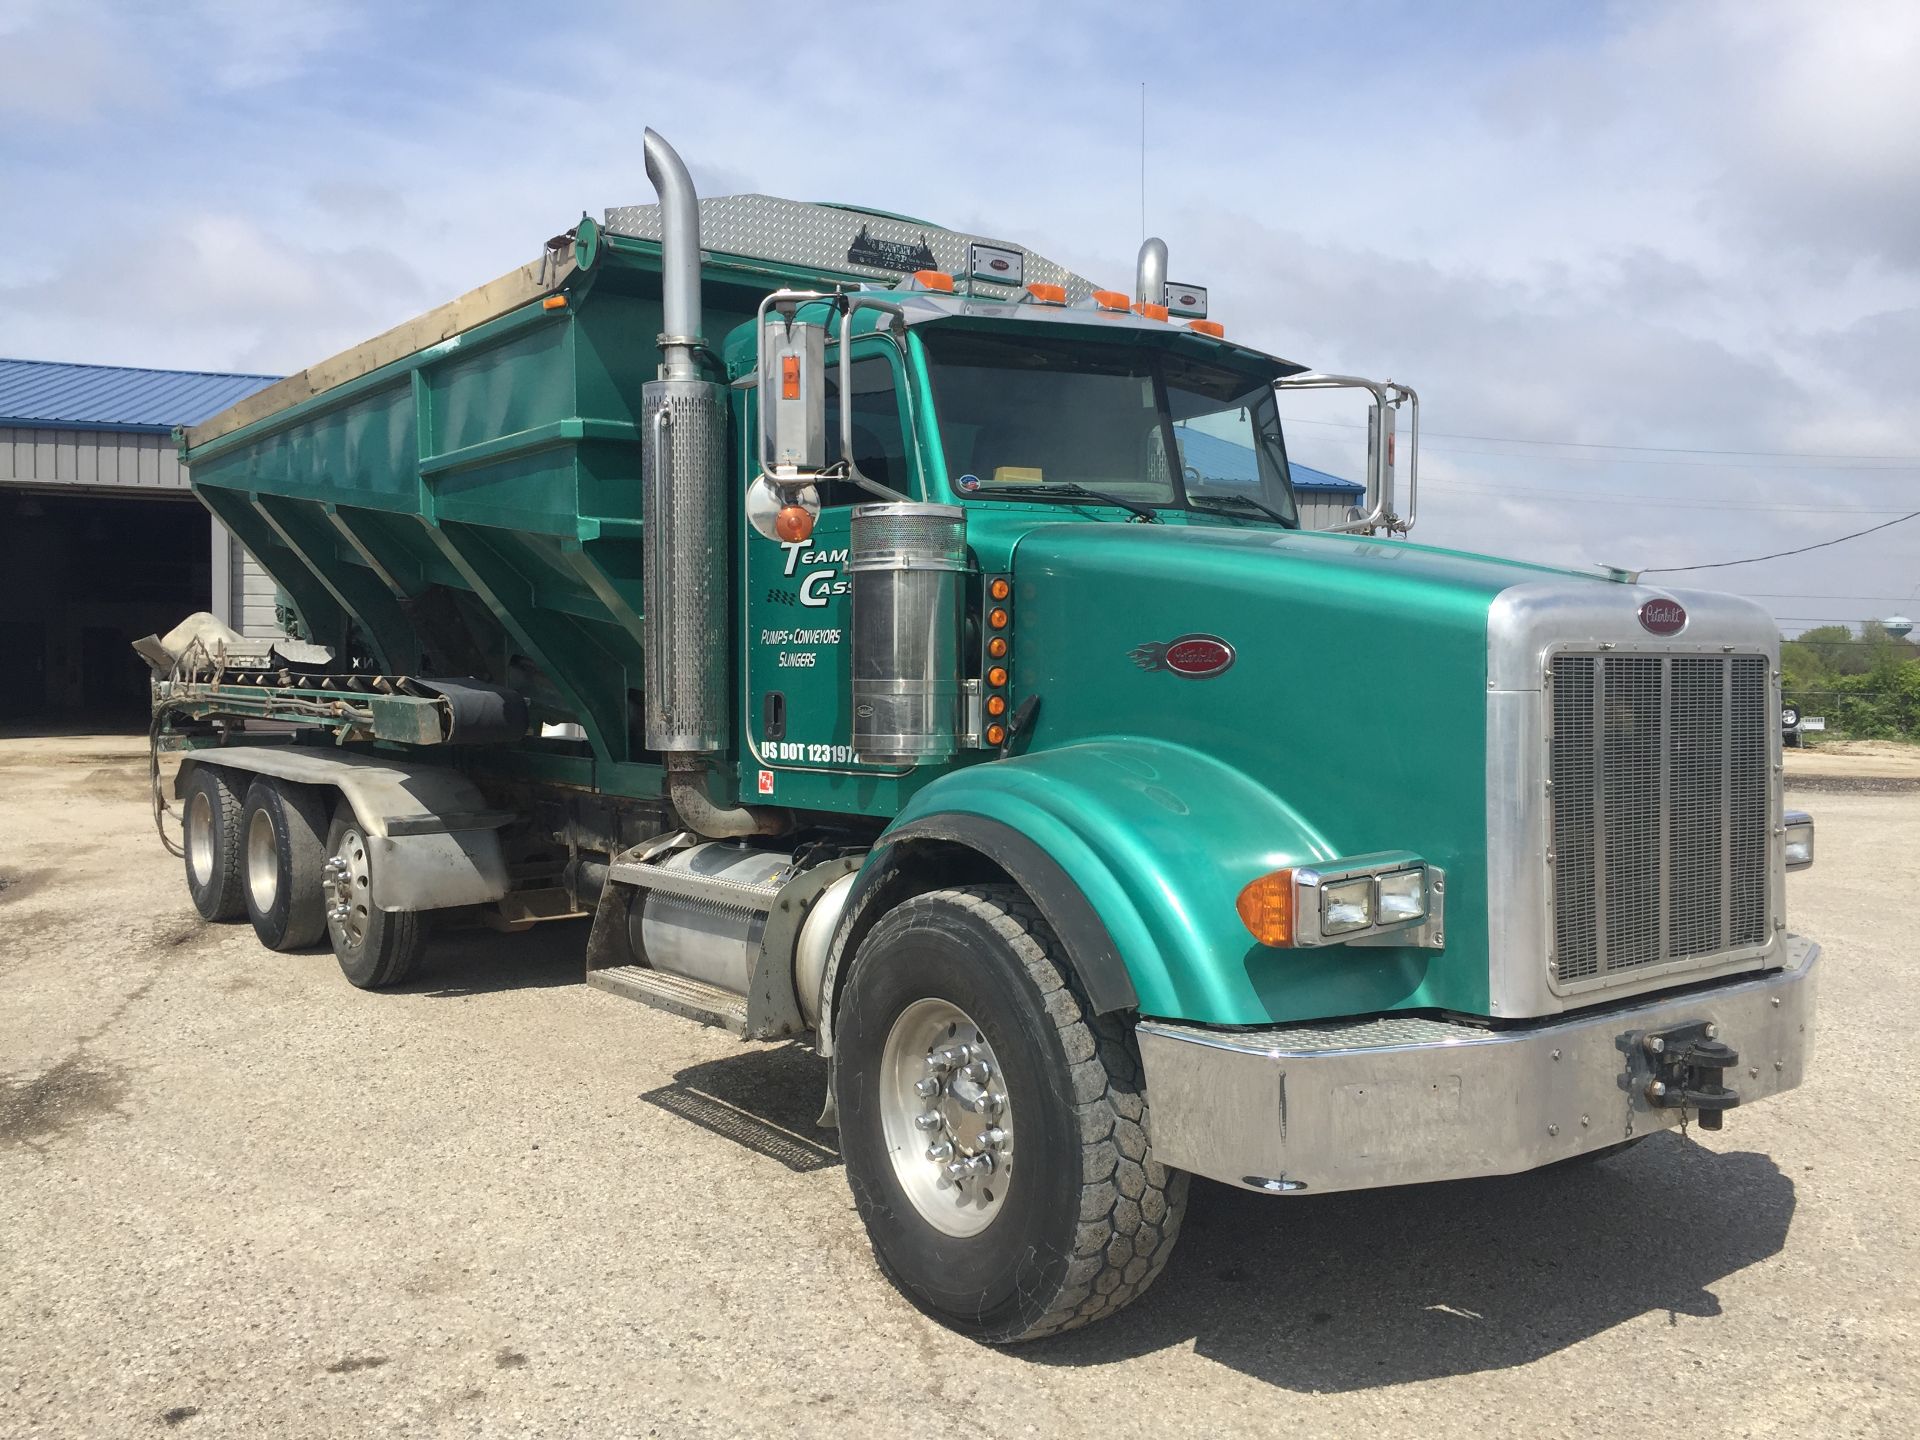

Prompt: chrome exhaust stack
[
  {"left": 640, "top": 128, "right": 784, "bottom": 836},
  {"left": 1135, "top": 236, "right": 1168, "bottom": 307}
]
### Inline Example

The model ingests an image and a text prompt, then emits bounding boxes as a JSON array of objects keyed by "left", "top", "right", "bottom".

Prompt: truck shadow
[
  {"left": 399, "top": 919, "right": 592, "bottom": 997},
  {"left": 1026, "top": 1133, "right": 1796, "bottom": 1390}
]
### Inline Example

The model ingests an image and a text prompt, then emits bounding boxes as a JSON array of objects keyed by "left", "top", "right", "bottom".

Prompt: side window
[{"left": 822, "top": 353, "right": 912, "bottom": 504}]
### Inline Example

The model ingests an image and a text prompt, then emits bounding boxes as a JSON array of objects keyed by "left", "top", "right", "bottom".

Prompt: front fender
[{"left": 843, "top": 739, "right": 1444, "bottom": 1028}]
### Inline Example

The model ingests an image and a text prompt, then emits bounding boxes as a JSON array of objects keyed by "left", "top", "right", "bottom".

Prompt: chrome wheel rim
[
  {"left": 187, "top": 791, "right": 215, "bottom": 888},
  {"left": 245, "top": 807, "right": 279, "bottom": 913},
  {"left": 880, "top": 998, "right": 1012, "bottom": 1237},
  {"left": 324, "top": 826, "right": 371, "bottom": 954}
]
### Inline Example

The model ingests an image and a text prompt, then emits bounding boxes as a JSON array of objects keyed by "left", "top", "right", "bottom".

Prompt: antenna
[{"left": 1139, "top": 81, "right": 1147, "bottom": 241}]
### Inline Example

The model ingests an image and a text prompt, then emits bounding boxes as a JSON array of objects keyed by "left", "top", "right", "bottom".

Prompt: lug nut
[
  {"left": 966, "top": 1153, "right": 994, "bottom": 1178},
  {"left": 943, "top": 1159, "right": 972, "bottom": 1183},
  {"left": 926, "top": 1141, "right": 953, "bottom": 1163},
  {"left": 913, "top": 1111, "right": 943, "bottom": 1133},
  {"left": 962, "top": 1059, "right": 990, "bottom": 1084},
  {"left": 913, "top": 1077, "right": 940, "bottom": 1099},
  {"left": 983, "top": 1127, "right": 1007, "bottom": 1150},
  {"left": 987, "top": 1091, "right": 1007, "bottom": 1115}
]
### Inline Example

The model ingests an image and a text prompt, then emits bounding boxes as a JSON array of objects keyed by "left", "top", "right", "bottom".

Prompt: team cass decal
[
  {"left": 1129, "top": 634, "right": 1236, "bottom": 679},
  {"left": 775, "top": 539, "right": 851, "bottom": 607}
]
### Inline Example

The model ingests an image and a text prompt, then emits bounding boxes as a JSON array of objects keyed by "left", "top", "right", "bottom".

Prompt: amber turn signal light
[
  {"left": 1236, "top": 869, "right": 1295, "bottom": 947},
  {"left": 775, "top": 505, "right": 815, "bottom": 543}
]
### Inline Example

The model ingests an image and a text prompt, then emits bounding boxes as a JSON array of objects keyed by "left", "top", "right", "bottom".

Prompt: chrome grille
[{"left": 1550, "top": 653, "right": 1771, "bottom": 987}]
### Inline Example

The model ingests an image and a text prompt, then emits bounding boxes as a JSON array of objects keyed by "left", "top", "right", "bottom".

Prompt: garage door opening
[{"left": 0, "top": 489, "right": 211, "bottom": 730}]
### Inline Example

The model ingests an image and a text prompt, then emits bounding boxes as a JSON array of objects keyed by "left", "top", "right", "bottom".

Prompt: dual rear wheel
[{"left": 180, "top": 768, "right": 428, "bottom": 988}]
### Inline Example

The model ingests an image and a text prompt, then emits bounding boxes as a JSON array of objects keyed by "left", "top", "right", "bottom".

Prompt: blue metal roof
[
  {"left": 1178, "top": 430, "right": 1364, "bottom": 493},
  {"left": 0, "top": 357, "right": 279, "bottom": 434}
]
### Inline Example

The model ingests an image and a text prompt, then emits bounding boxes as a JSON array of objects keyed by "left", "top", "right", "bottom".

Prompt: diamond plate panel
[{"left": 604, "top": 194, "right": 1099, "bottom": 305}]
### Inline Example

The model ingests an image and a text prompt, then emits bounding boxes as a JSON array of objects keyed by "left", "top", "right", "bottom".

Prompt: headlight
[
  {"left": 1784, "top": 811, "right": 1815, "bottom": 871},
  {"left": 1376, "top": 868, "right": 1429, "bottom": 923},
  {"left": 1236, "top": 853, "right": 1438, "bottom": 948},
  {"left": 1321, "top": 877, "right": 1375, "bottom": 934}
]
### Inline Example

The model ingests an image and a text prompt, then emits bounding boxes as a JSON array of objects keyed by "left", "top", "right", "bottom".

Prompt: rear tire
[
  {"left": 835, "top": 884, "right": 1188, "bottom": 1344},
  {"left": 241, "top": 778, "right": 329, "bottom": 951},
  {"left": 182, "top": 767, "right": 245, "bottom": 922},
  {"left": 324, "top": 811, "right": 430, "bottom": 989}
]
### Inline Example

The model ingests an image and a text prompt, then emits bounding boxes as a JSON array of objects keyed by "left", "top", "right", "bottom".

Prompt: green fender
[{"left": 864, "top": 738, "right": 1444, "bottom": 1026}]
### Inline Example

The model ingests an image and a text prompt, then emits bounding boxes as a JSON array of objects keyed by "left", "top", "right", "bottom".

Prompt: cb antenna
[{"left": 1139, "top": 80, "right": 1147, "bottom": 241}]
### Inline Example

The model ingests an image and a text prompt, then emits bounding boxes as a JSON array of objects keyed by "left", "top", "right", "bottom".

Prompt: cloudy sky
[{"left": 4, "top": 0, "right": 1916, "bottom": 634}]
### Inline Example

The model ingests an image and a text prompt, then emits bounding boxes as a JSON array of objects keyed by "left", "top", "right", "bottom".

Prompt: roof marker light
[
  {"left": 1025, "top": 283, "right": 1067, "bottom": 305},
  {"left": 1133, "top": 302, "right": 1169, "bottom": 322},
  {"left": 1091, "top": 289, "right": 1130, "bottom": 312},
  {"left": 1186, "top": 319, "right": 1225, "bottom": 338},
  {"left": 912, "top": 269, "right": 956, "bottom": 292},
  {"left": 542, "top": 295, "right": 568, "bottom": 311}
]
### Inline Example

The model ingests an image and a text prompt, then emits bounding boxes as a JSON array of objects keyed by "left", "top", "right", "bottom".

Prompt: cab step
[{"left": 586, "top": 964, "right": 749, "bottom": 1033}]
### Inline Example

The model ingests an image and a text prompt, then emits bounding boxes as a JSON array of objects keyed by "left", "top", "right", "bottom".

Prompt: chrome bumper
[{"left": 1136, "top": 937, "right": 1818, "bottom": 1194}]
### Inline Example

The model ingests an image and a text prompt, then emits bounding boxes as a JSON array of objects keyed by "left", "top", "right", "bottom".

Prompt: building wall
[
  {"left": 0, "top": 425, "right": 187, "bottom": 489},
  {"left": 1298, "top": 489, "right": 1363, "bottom": 530}
]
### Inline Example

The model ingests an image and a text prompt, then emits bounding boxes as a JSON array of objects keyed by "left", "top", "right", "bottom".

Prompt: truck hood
[{"left": 1004, "top": 522, "right": 1599, "bottom": 1020}]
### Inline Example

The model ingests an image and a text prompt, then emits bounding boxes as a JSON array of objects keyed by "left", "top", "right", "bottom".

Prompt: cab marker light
[
  {"left": 911, "top": 269, "right": 956, "bottom": 292},
  {"left": 1186, "top": 319, "right": 1224, "bottom": 338},
  {"left": 1091, "top": 289, "right": 1130, "bottom": 312},
  {"left": 1025, "top": 283, "right": 1067, "bottom": 304},
  {"left": 542, "top": 295, "right": 568, "bottom": 311}
]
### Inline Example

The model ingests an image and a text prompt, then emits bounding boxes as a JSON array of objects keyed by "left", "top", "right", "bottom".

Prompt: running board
[{"left": 586, "top": 964, "right": 750, "bottom": 1034}]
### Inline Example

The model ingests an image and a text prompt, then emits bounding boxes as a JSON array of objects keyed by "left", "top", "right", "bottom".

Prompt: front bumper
[{"left": 1136, "top": 936, "right": 1818, "bottom": 1194}]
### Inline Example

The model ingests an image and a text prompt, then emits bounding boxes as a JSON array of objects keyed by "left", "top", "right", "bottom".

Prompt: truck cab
[{"left": 158, "top": 130, "right": 1819, "bottom": 1345}]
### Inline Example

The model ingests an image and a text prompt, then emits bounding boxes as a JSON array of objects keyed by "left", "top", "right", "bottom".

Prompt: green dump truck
[{"left": 154, "top": 130, "right": 1820, "bottom": 1342}]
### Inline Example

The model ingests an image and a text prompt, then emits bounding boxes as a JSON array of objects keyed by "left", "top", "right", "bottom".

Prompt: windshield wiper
[
  {"left": 1186, "top": 493, "right": 1296, "bottom": 528},
  {"left": 969, "top": 482, "right": 1161, "bottom": 522}
]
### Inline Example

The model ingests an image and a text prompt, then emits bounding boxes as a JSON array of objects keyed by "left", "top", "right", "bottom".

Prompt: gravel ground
[{"left": 2, "top": 734, "right": 1913, "bottom": 1438}]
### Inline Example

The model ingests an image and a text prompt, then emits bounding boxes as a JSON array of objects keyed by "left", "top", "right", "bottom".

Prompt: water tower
[{"left": 1884, "top": 615, "right": 1913, "bottom": 639}]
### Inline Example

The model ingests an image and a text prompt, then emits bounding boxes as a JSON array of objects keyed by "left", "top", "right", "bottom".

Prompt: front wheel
[{"left": 834, "top": 885, "right": 1188, "bottom": 1343}]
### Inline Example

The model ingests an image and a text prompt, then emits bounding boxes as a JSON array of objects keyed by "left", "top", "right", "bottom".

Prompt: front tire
[
  {"left": 241, "top": 778, "right": 329, "bottom": 951},
  {"left": 324, "top": 811, "right": 430, "bottom": 989},
  {"left": 835, "top": 884, "right": 1188, "bottom": 1343}
]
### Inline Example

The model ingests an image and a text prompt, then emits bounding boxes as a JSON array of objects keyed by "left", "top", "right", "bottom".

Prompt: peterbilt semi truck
[{"left": 151, "top": 130, "right": 1820, "bottom": 1343}]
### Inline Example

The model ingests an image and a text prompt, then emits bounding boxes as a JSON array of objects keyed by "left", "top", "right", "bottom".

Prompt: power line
[
  {"left": 1277, "top": 413, "right": 1920, "bottom": 464},
  {"left": 1643, "top": 511, "right": 1920, "bottom": 575}
]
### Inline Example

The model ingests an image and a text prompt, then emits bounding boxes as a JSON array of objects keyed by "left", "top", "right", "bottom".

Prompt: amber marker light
[
  {"left": 1091, "top": 289, "right": 1130, "bottom": 311},
  {"left": 986, "top": 723, "right": 1007, "bottom": 745},
  {"left": 542, "top": 295, "right": 568, "bottom": 311},
  {"left": 775, "top": 505, "right": 815, "bottom": 543},
  {"left": 1133, "top": 302, "right": 1169, "bottom": 321},
  {"left": 988, "top": 607, "right": 1008, "bottom": 629},
  {"left": 989, "top": 578, "right": 1010, "bottom": 601},
  {"left": 1186, "top": 319, "right": 1224, "bottom": 338},
  {"left": 987, "top": 694, "right": 1008, "bottom": 717},
  {"left": 1236, "top": 869, "right": 1295, "bottom": 947},
  {"left": 1026, "top": 283, "right": 1066, "bottom": 304},
  {"left": 781, "top": 355, "right": 800, "bottom": 400},
  {"left": 988, "top": 666, "right": 1008, "bottom": 687},
  {"left": 987, "top": 636, "right": 1008, "bottom": 659},
  {"left": 913, "top": 269, "right": 957, "bottom": 292}
]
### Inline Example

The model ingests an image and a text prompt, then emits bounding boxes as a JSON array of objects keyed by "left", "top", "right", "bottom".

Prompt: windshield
[{"left": 920, "top": 330, "right": 1299, "bottom": 525}]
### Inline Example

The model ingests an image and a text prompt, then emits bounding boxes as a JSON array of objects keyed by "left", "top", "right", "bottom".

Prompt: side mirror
[{"left": 760, "top": 308, "right": 826, "bottom": 475}]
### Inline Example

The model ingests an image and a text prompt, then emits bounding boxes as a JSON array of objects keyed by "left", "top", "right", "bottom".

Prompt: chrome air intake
[{"left": 850, "top": 503, "right": 967, "bottom": 764}]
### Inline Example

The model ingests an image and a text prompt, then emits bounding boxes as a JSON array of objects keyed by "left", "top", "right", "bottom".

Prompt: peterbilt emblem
[
  {"left": 1130, "top": 634, "right": 1235, "bottom": 678},
  {"left": 1638, "top": 599, "right": 1687, "bottom": 636}
]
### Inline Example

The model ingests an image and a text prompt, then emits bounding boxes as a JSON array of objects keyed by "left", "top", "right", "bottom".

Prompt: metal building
[
  {"left": 1287, "top": 462, "right": 1367, "bottom": 530},
  {"left": 0, "top": 358, "right": 278, "bottom": 725}
]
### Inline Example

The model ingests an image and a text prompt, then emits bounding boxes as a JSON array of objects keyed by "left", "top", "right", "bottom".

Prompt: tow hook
[{"left": 1641, "top": 1021, "right": 1741, "bottom": 1130}]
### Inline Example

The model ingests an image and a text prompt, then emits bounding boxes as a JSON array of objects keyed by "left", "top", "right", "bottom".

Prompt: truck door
[{"left": 744, "top": 344, "right": 918, "bottom": 781}]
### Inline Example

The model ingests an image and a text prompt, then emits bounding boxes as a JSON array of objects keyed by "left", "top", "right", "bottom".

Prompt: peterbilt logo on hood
[
  {"left": 1130, "top": 634, "right": 1236, "bottom": 678},
  {"left": 1638, "top": 599, "right": 1687, "bottom": 636}
]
